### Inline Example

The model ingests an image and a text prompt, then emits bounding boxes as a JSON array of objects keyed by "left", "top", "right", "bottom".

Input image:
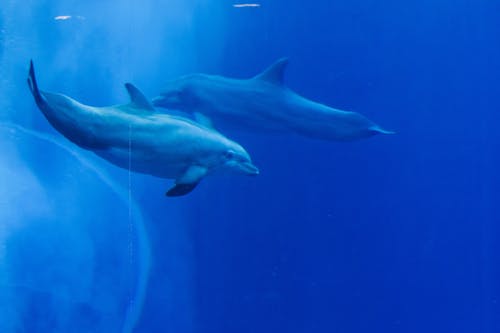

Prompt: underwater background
[{"left": 0, "top": 0, "right": 499, "bottom": 332}]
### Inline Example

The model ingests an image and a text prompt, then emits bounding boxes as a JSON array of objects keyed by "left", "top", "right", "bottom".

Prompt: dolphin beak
[
  {"left": 241, "top": 162, "right": 259, "bottom": 176},
  {"left": 369, "top": 126, "right": 396, "bottom": 135}
]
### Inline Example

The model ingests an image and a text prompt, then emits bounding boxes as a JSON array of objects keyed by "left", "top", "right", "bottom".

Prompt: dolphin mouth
[{"left": 241, "top": 162, "right": 259, "bottom": 176}]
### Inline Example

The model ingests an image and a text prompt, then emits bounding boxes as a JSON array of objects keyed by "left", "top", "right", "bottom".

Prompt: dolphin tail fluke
[{"left": 27, "top": 60, "right": 46, "bottom": 107}]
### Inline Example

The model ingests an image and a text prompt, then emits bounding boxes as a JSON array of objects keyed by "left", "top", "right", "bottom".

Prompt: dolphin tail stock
[{"left": 27, "top": 60, "right": 47, "bottom": 107}]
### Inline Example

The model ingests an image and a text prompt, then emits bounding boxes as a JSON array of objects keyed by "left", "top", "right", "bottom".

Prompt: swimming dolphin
[
  {"left": 152, "top": 58, "right": 394, "bottom": 141},
  {"left": 27, "top": 61, "right": 259, "bottom": 196}
]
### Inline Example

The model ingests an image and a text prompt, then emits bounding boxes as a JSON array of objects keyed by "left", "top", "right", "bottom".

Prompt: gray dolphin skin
[
  {"left": 27, "top": 61, "right": 259, "bottom": 196},
  {"left": 152, "top": 58, "right": 394, "bottom": 141}
]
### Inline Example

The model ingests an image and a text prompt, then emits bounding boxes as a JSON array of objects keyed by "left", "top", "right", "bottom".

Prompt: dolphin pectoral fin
[
  {"left": 166, "top": 165, "right": 208, "bottom": 197},
  {"left": 124, "top": 83, "right": 155, "bottom": 111},
  {"left": 254, "top": 57, "right": 289, "bottom": 85},
  {"left": 193, "top": 112, "right": 215, "bottom": 130},
  {"left": 166, "top": 182, "right": 199, "bottom": 197}
]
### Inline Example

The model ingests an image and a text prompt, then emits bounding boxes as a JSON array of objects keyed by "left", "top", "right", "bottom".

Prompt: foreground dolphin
[
  {"left": 27, "top": 61, "right": 259, "bottom": 196},
  {"left": 152, "top": 58, "right": 394, "bottom": 141}
]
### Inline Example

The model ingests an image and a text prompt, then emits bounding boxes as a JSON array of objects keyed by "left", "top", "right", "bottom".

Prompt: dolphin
[
  {"left": 27, "top": 61, "right": 259, "bottom": 196},
  {"left": 152, "top": 58, "right": 394, "bottom": 141}
]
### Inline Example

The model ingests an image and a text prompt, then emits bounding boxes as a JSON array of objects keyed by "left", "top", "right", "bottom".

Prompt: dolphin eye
[{"left": 224, "top": 151, "right": 235, "bottom": 159}]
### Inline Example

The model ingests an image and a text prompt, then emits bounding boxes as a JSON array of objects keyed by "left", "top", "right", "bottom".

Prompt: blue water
[{"left": 1, "top": 1, "right": 499, "bottom": 332}]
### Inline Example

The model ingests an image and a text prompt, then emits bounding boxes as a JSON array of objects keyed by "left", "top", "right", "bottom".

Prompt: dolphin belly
[
  {"left": 279, "top": 95, "right": 393, "bottom": 141},
  {"left": 94, "top": 147, "right": 185, "bottom": 179}
]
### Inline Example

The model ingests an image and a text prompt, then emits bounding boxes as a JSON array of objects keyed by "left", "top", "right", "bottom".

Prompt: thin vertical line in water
[
  {"left": 128, "top": 122, "right": 134, "bottom": 308},
  {"left": 124, "top": 2, "right": 138, "bottom": 331}
]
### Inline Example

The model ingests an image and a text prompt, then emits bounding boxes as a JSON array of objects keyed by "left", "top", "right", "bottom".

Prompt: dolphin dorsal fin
[
  {"left": 125, "top": 83, "right": 155, "bottom": 111},
  {"left": 254, "top": 58, "right": 289, "bottom": 85}
]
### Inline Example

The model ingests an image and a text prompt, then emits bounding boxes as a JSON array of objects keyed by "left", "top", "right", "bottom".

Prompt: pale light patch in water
[
  {"left": 233, "top": 3, "right": 261, "bottom": 8},
  {"left": 0, "top": 123, "right": 151, "bottom": 333},
  {"left": 54, "top": 15, "right": 86, "bottom": 21}
]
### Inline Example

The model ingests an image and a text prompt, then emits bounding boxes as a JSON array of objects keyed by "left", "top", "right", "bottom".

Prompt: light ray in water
[{"left": 0, "top": 123, "right": 151, "bottom": 333}]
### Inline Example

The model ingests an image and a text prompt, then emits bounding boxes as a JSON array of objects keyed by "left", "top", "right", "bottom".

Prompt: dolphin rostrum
[
  {"left": 152, "top": 58, "right": 394, "bottom": 141},
  {"left": 27, "top": 61, "right": 259, "bottom": 196}
]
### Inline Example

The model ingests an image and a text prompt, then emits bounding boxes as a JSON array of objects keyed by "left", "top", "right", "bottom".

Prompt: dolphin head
[
  {"left": 217, "top": 141, "right": 259, "bottom": 176},
  {"left": 152, "top": 74, "right": 203, "bottom": 111}
]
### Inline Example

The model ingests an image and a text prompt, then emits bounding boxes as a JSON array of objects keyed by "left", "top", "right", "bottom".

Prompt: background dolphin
[
  {"left": 152, "top": 58, "right": 394, "bottom": 141},
  {"left": 27, "top": 61, "right": 259, "bottom": 196}
]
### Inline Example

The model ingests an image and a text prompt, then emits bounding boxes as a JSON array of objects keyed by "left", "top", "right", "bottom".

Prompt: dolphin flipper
[
  {"left": 166, "top": 183, "right": 199, "bottom": 197},
  {"left": 166, "top": 165, "right": 208, "bottom": 197}
]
